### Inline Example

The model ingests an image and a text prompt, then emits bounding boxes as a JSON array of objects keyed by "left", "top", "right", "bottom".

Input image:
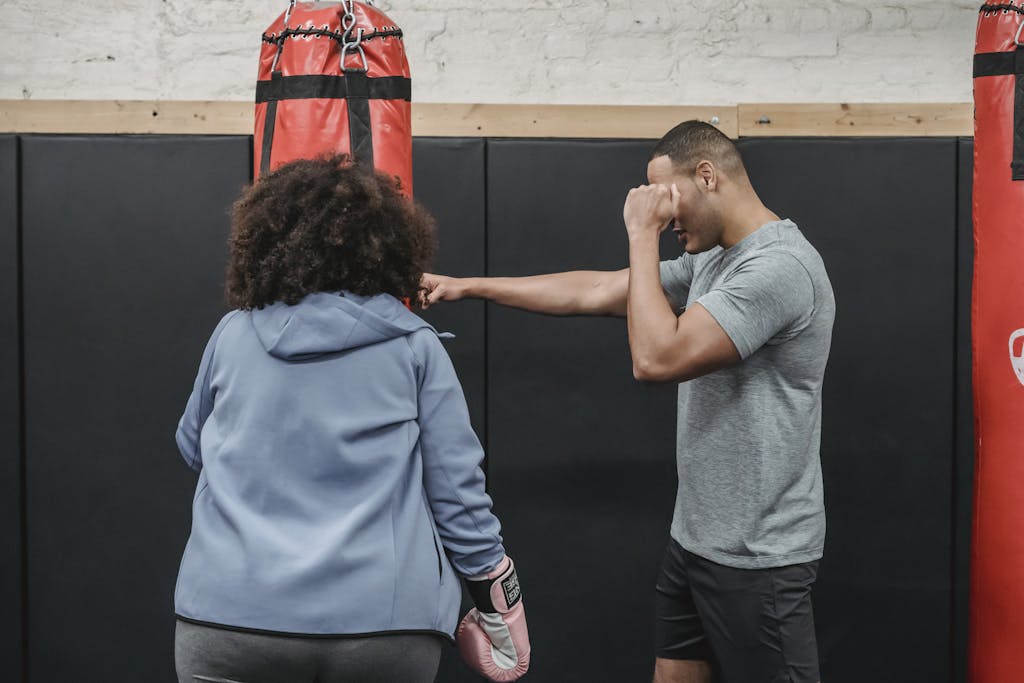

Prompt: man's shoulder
[
  {"left": 748, "top": 225, "right": 828, "bottom": 281},
  {"left": 748, "top": 226, "right": 835, "bottom": 316}
]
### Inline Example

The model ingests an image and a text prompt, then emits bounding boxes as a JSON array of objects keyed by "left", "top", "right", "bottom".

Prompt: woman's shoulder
[{"left": 211, "top": 309, "right": 246, "bottom": 340}]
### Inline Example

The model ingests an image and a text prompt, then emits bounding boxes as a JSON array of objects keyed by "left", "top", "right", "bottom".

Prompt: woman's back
[{"left": 175, "top": 291, "right": 501, "bottom": 637}]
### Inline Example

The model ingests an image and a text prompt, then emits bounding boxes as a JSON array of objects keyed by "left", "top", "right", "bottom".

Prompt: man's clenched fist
[
  {"left": 418, "top": 273, "right": 466, "bottom": 309},
  {"left": 623, "top": 183, "right": 680, "bottom": 238}
]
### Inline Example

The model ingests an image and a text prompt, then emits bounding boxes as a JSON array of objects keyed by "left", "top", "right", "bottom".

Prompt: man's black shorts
[{"left": 655, "top": 539, "right": 820, "bottom": 683}]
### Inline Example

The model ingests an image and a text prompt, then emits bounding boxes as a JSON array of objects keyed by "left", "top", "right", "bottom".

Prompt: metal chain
[
  {"left": 270, "top": 1, "right": 372, "bottom": 74},
  {"left": 340, "top": 0, "right": 357, "bottom": 41},
  {"left": 340, "top": 0, "right": 368, "bottom": 72},
  {"left": 270, "top": 0, "right": 298, "bottom": 73}
]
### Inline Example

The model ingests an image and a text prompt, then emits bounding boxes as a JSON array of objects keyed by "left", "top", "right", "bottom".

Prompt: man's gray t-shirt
[{"left": 659, "top": 219, "right": 835, "bottom": 569}]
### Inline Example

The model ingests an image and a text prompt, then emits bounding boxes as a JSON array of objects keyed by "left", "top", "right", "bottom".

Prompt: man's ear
[{"left": 695, "top": 160, "right": 717, "bottom": 191}]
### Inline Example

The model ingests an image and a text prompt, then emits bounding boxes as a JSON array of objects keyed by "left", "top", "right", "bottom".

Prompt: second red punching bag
[
  {"left": 970, "top": 2, "right": 1024, "bottom": 680},
  {"left": 254, "top": 0, "right": 412, "bottom": 194}
]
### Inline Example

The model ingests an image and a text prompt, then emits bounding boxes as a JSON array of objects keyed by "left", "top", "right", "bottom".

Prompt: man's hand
[
  {"left": 419, "top": 273, "right": 468, "bottom": 309},
  {"left": 623, "top": 183, "right": 679, "bottom": 238}
]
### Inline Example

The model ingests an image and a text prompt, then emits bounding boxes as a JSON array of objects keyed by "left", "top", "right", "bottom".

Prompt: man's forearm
[
  {"left": 626, "top": 234, "right": 679, "bottom": 377},
  {"left": 461, "top": 271, "right": 627, "bottom": 317}
]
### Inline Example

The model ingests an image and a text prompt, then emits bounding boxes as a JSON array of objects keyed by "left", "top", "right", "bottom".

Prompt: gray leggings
[{"left": 175, "top": 619, "right": 443, "bottom": 683}]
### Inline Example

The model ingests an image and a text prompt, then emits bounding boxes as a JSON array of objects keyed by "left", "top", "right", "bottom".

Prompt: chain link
[
  {"left": 340, "top": 0, "right": 368, "bottom": 72},
  {"left": 270, "top": 0, "right": 298, "bottom": 72}
]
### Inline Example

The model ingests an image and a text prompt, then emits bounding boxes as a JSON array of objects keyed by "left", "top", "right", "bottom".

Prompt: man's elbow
[
  {"left": 632, "top": 347, "right": 707, "bottom": 383},
  {"left": 632, "top": 363, "right": 655, "bottom": 382},
  {"left": 632, "top": 356, "right": 672, "bottom": 382}
]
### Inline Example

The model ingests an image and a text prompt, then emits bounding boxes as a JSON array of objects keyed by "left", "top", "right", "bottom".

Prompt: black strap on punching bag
[
  {"left": 255, "top": 74, "right": 411, "bottom": 102},
  {"left": 260, "top": 72, "right": 282, "bottom": 177},
  {"left": 341, "top": 69, "right": 375, "bottom": 168},
  {"left": 973, "top": 4, "right": 1024, "bottom": 180}
]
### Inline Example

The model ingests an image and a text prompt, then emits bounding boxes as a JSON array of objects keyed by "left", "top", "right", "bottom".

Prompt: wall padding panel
[
  {"left": 13, "top": 133, "right": 966, "bottom": 683},
  {"left": 413, "top": 137, "right": 487, "bottom": 438},
  {"left": 0, "top": 135, "right": 23, "bottom": 682},
  {"left": 21, "top": 136, "right": 249, "bottom": 682},
  {"left": 412, "top": 137, "right": 488, "bottom": 683},
  {"left": 738, "top": 137, "right": 957, "bottom": 683},
  {"left": 486, "top": 139, "right": 679, "bottom": 682},
  {"left": 954, "top": 136, "right": 974, "bottom": 683}
]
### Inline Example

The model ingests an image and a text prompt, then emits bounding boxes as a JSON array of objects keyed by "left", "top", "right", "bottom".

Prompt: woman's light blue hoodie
[{"left": 174, "top": 291, "right": 505, "bottom": 638}]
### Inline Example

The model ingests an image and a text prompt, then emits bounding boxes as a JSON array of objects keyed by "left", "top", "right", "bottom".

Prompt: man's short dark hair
[
  {"left": 226, "top": 154, "right": 436, "bottom": 310},
  {"left": 650, "top": 120, "right": 746, "bottom": 178}
]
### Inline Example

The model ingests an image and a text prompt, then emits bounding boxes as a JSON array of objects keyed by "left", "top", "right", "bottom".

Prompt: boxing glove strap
[{"left": 465, "top": 564, "right": 522, "bottom": 614}]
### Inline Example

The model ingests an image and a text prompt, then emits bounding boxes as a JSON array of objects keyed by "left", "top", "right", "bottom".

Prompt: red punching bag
[
  {"left": 970, "top": 2, "right": 1024, "bottom": 680},
  {"left": 254, "top": 0, "right": 412, "bottom": 195}
]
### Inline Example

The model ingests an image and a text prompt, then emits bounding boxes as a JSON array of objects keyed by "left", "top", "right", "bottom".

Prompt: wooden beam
[
  {"left": 410, "top": 103, "right": 737, "bottom": 139},
  {"left": 738, "top": 102, "right": 973, "bottom": 137},
  {"left": 0, "top": 100, "right": 974, "bottom": 138},
  {"left": 0, "top": 100, "right": 253, "bottom": 135},
  {"left": 0, "top": 100, "right": 734, "bottom": 138}
]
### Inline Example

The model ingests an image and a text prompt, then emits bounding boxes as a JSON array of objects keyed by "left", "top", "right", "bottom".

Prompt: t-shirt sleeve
[
  {"left": 695, "top": 252, "right": 814, "bottom": 359},
  {"left": 659, "top": 254, "right": 696, "bottom": 310}
]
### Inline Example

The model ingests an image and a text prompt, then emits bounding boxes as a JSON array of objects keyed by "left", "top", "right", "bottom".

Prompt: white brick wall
[{"left": 1, "top": 0, "right": 979, "bottom": 104}]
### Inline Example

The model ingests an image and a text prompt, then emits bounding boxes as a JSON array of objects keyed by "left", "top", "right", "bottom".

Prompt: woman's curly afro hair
[{"left": 226, "top": 154, "right": 436, "bottom": 310}]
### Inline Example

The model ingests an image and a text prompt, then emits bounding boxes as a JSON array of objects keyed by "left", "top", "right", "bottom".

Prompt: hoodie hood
[{"left": 251, "top": 291, "right": 445, "bottom": 360}]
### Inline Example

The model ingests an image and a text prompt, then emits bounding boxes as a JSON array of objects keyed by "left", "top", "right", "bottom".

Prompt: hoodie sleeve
[
  {"left": 175, "top": 312, "right": 238, "bottom": 472},
  {"left": 409, "top": 329, "right": 506, "bottom": 578}
]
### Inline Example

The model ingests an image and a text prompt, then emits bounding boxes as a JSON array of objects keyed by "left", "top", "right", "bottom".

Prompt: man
[{"left": 420, "top": 121, "right": 835, "bottom": 683}]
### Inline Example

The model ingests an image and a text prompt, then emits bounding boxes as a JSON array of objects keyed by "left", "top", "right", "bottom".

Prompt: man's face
[{"left": 646, "top": 155, "right": 719, "bottom": 254}]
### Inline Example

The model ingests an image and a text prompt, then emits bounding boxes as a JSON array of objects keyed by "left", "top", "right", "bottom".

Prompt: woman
[{"left": 173, "top": 156, "right": 529, "bottom": 683}]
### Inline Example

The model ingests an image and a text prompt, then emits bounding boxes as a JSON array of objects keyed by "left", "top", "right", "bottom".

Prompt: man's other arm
[
  {"left": 623, "top": 184, "right": 740, "bottom": 382},
  {"left": 420, "top": 269, "right": 630, "bottom": 318}
]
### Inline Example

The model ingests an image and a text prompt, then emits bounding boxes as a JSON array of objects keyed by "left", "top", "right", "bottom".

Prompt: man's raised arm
[{"left": 420, "top": 269, "right": 629, "bottom": 317}]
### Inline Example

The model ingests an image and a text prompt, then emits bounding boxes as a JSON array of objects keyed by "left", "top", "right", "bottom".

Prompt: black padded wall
[
  {"left": 953, "top": 137, "right": 974, "bottom": 683},
  {"left": 738, "top": 138, "right": 957, "bottom": 683},
  {"left": 413, "top": 138, "right": 487, "bottom": 437},
  {"left": 0, "top": 136, "right": 24, "bottom": 681},
  {"left": 485, "top": 140, "right": 679, "bottom": 682},
  {"left": 21, "top": 136, "right": 248, "bottom": 682},
  {"left": 8, "top": 133, "right": 972, "bottom": 683},
  {"left": 412, "top": 137, "right": 488, "bottom": 683}
]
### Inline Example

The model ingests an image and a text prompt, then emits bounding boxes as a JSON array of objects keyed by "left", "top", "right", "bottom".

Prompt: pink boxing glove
[{"left": 456, "top": 556, "right": 531, "bottom": 682}]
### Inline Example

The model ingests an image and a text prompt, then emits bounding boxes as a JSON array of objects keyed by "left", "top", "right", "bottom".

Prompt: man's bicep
[
  {"left": 675, "top": 303, "right": 741, "bottom": 380},
  {"left": 640, "top": 304, "right": 739, "bottom": 383}
]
